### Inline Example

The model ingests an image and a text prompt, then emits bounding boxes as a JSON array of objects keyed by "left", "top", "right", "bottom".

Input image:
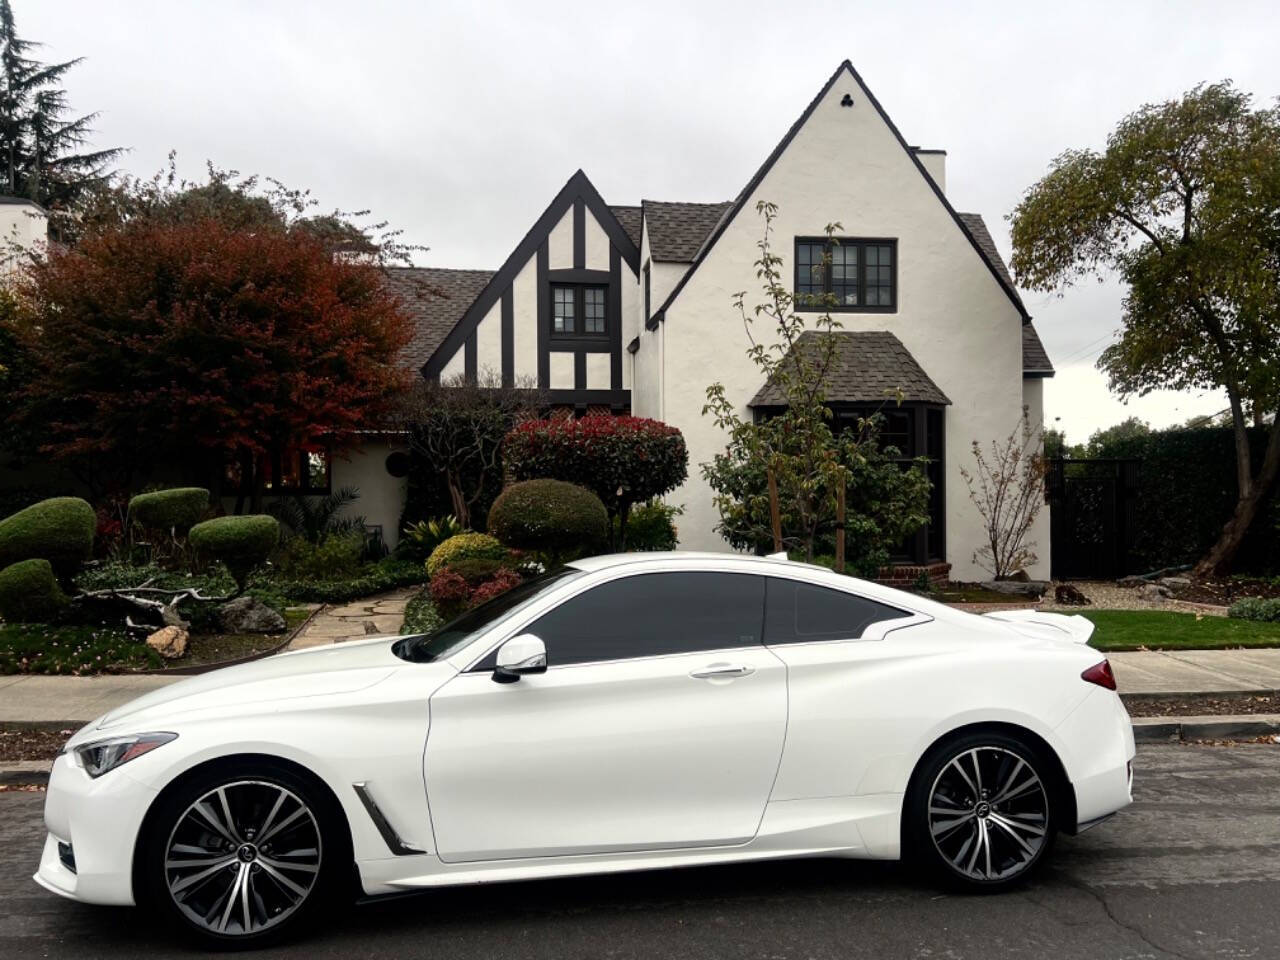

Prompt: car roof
[{"left": 567, "top": 551, "right": 797, "bottom": 573}]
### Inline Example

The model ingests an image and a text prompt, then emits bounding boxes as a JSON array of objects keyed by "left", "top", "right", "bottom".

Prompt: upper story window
[
  {"left": 795, "top": 238, "right": 897, "bottom": 312},
  {"left": 552, "top": 283, "right": 608, "bottom": 337}
]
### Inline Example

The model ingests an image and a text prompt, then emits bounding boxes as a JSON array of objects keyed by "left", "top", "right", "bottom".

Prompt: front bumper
[{"left": 32, "top": 751, "right": 159, "bottom": 906}]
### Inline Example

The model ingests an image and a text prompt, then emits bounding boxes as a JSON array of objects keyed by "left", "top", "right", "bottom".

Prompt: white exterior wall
[
  {"left": 330, "top": 438, "right": 410, "bottom": 548},
  {"left": 655, "top": 70, "right": 1027, "bottom": 580},
  {"left": 0, "top": 201, "right": 46, "bottom": 273},
  {"left": 1021, "top": 376, "right": 1051, "bottom": 580}
]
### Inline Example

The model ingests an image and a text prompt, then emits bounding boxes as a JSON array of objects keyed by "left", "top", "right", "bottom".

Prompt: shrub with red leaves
[
  {"left": 502, "top": 415, "right": 687, "bottom": 548},
  {"left": 468, "top": 567, "right": 523, "bottom": 608},
  {"left": 428, "top": 568, "right": 471, "bottom": 621}
]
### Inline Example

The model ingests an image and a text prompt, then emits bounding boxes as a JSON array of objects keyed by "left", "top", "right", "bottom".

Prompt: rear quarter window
[{"left": 764, "top": 576, "right": 911, "bottom": 644}]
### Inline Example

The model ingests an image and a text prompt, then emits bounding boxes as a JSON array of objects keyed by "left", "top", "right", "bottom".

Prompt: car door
[{"left": 424, "top": 570, "right": 788, "bottom": 863}]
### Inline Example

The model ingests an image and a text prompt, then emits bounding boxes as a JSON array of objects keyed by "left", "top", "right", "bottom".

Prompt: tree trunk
[
  {"left": 446, "top": 472, "right": 469, "bottom": 530},
  {"left": 1194, "top": 415, "right": 1280, "bottom": 577}
]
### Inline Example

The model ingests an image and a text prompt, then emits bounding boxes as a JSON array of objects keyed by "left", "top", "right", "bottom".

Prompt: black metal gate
[{"left": 1046, "top": 459, "right": 1141, "bottom": 580}]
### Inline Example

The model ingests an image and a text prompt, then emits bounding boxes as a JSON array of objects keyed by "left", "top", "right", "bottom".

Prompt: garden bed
[
  {"left": 1169, "top": 577, "right": 1280, "bottom": 606},
  {"left": 0, "top": 607, "right": 311, "bottom": 676}
]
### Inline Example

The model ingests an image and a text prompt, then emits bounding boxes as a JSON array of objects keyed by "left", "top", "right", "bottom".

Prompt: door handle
[{"left": 690, "top": 663, "right": 754, "bottom": 680}]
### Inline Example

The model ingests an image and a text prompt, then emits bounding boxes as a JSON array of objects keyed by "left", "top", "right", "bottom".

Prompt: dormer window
[
  {"left": 552, "top": 283, "right": 608, "bottom": 337},
  {"left": 795, "top": 238, "right": 897, "bottom": 312}
]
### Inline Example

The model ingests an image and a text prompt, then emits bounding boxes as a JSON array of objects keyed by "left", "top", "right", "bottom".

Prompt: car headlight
[{"left": 74, "top": 732, "right": 177, "bottom": 778}]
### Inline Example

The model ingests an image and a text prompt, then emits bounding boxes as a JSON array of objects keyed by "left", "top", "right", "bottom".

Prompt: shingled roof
[
  {"left": 609, "top": 205, "right": 642, "bottom": 249},
  {"left": 749, "top": 331, "right": 951, "bottom": 407},
  {"left": 642, "top": 200, "right": 733, "bottom": 262},
  {"left": 956, "top": 213, "right": 1027, "bottom": 317},
  {"left": 383, "top": 266, "right": 494, "bottom": 372},
  {"left": 1022, "top": 323, "right": 1054, "bottom": 376}
]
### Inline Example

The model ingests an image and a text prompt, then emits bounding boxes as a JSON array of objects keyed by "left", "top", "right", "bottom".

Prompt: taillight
[{"left": 1081, "top": 659, "right": 1116, "bottom": 690}]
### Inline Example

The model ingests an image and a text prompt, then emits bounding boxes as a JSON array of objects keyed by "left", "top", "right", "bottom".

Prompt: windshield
[{"left": 393, "top": 567, "right": 584, "bottom": 664}]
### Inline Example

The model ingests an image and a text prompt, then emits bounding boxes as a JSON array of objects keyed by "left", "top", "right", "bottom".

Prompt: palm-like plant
[{"left": 269, "top": 487, "right": 364, "bottom": 544}]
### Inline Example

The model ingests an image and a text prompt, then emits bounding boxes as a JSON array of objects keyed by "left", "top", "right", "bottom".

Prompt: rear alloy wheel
[
  {"left": 909, "top": 734, "right": 1056, "bottom": 890},
  {"left": 142, "top": 765, "right": 346, "bottom": 947}
]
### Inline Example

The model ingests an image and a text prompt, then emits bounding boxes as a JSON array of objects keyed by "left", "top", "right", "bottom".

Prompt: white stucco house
[{"left": 357, "top": 61, "right": 1054, "bottom": 581}]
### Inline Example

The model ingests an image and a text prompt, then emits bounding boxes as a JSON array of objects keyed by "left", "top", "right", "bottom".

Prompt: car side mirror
[{"left": 493, "top": 633, "right": 547, "bottom": 684}]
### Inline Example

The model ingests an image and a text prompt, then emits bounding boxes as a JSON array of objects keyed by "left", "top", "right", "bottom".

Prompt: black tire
[
  {"left": 905, "top": 731, "right": 1058, "bottom": 892},
  {"left": 137, "top": 760, "right": 351, "bottom": 949}
]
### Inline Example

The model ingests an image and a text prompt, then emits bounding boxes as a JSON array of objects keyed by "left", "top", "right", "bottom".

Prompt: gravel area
[{"left": 1040, "top": 581, "right": 1227, "bottom": 616}]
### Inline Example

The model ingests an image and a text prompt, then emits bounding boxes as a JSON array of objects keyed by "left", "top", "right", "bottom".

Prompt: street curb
[
  {"left": 1122, "top": 689, "right": 1280, "bottom": 704},
  {"left": 1132, "top": 715, "right": 1280, "bottom": 742},
  {"left": 0, "top": 761, "right": 51, "bottom": 786}
]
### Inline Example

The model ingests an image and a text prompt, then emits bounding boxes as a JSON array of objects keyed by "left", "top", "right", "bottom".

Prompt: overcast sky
[{"left": 21, "top": 0, "right": 1280, "bottom": 443}]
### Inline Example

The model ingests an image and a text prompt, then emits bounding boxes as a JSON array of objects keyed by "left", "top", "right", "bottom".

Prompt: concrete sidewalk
[{"left": 2, "top": 647, "right": 1280, "bottom": 727}]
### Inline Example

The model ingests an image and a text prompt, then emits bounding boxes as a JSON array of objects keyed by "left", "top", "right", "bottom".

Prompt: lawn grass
[{"left": 1084, "top": 609, "right": 1280, "bottom": 651}]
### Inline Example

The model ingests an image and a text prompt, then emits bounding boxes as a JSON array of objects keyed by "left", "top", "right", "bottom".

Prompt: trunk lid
[{"left": 981, "top": 609, "right": 1096, "bottom": 645}]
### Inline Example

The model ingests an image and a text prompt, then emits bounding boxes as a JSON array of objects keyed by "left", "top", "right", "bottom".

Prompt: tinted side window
[
  {"left": 524, "top": 572, "right": 766, "bottom": 667},
  {"left": 764, "top": 577, "right": 911, "bottom": 644}
]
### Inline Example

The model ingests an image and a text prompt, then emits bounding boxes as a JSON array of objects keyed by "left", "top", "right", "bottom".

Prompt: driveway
[{"left": 2, "top": 743, "right": 1278, "bottom": 959}]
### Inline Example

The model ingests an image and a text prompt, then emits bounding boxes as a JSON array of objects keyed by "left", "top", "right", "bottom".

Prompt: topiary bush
[
  {"left": 442, "top": 556, "right": 509, "bottom": 585},
  {"left": 425, "top": 532, "right": 508, "bottom": 577},
  {"left": 189, "top": 515, "right": 279, "bottom": 592},
  {"left": 488, "top": 479, "right": 608, "bottom": 562},
  {"left": 1228, "top": 597, "right": 1280, "bottom": 622},
  {"left": 503, "top": 415, "right": 687, "bottom": 549},
  {"left": 127, "top": 487, "right": 210, "bottom": 536},
  {"left": 0, "top": 496, "right": 96, "bottom": 579},
  {"left": 0, "top": 558, "right": 69, "bottom": 623}
]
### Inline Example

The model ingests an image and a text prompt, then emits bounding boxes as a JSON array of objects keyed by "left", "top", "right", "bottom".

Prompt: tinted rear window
[{"left": 764, "top": 577, "right": 910, "bottom": 644}]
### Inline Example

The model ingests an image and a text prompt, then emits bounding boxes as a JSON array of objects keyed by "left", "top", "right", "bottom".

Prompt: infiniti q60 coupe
[{"left": 35, "top": 552, "right": 1134, "bottom": 947}]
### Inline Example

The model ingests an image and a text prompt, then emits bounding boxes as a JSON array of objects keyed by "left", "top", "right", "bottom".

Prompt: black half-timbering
[{"left": 422, "top": 170, "right": 638, "bottom": 411}]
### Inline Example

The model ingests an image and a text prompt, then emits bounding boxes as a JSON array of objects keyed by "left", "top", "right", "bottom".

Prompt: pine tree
[{"left": 0, "top": 0, "right": 121, "bottom": 210}]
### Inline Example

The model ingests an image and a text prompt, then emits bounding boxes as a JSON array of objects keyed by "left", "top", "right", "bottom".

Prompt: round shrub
[
  {"left": 189, "top": 515, "right": 279, "bottom": 591},
  {"left": 0, "top": 558, "right": 69, "bottom": 623},
  {"left": 1228, "top": 596, "right": 1280, "bottom": 622},
  {"left": 0, "top": 496, "right": 96, "bottom": 578},
  {"left": 487, "top": 479, "right": 608, "bottom": 560},
  {"left": 128, "top": 487, "right": 210, "bottom": 536},
  {"left": 425, "top": 533, "right": 508, "bottom": 577},
  {"left": 444, "top": 556, "right": 509, "bottom": 585}
]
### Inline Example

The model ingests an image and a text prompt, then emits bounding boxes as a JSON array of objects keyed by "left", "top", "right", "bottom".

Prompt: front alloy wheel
[
  {"left": 910, "top": 734, "right": 1056, "bottom": 889},
  {"left": 142, "top": 764, "right": 346, "bottom": 946}
]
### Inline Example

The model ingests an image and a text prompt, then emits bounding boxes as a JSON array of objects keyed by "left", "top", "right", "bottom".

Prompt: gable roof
[
  {"left": 749, "top": 331, "right": 951, "bottom": 407},
  {"left": 648, "top": 60, "right": 1032, "bottom": 329},
  {"left": 609, "top": 205, "right": 642, "bottom": 248},
  {"left": 421, "top": 169, "right": 641, "bottom": 378},
  {"left": 956, "top": 213, "right": 1027, "bottom": 317},
  {"left": 385, "top": 267, "right": 494, "bottom": 371},
  {"left": 1022, "top": 322, "right": 1054, "bottom": 377},
  {"left": 642, "top": 200, "right": 733, "bottom": 262}
]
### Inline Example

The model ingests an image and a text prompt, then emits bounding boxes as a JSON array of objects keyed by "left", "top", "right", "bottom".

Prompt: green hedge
[
  {"left": 487, "top": 479, "right": 607, "bottom": 559},
  {"left": 272, "top": 557, "right": 425, "bottom": 604},
  {"left": 1228, "top": 597, "right": 1280, "bottom": 622},
  {"left": 0, "top": 497, "right": 96, "bottom": 578},
  {"left": 128, "top": 487, "right": 209, "bottom": 535},
  {"left": 189, "top": 515, "right": 279, "bottom": 590},
  {"left": 425, "top": 533, "right": 508, "bottom": 577},
  {"left": 0, "top": 558, "right": 69, "bottom": 623},
  {"left": 1076, "top": 425, "right": 1280, "bottom": 573}
]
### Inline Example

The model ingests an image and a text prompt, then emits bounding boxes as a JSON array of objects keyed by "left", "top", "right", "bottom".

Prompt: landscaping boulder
[
  {"left": 146, "top": 625, "right": 188, "bottom": 659},
  {"left": 1116, "top": 575, "right": 1148, "bottom": 588},
  {"left": 216, "top": 596, "right": 287, "bottom": 634},
  {"left": 1054, "top": 583, "right": 1091, "bottom": 606},
  {"left": 1139, "top": 583, "right": 1170, "bottom": 602},
  {"left": 980, "top": 579, "right": 1050, "bottom": 598},
  {"left": 1160, "top": 576, "right": 1192, "bottom": 590}
]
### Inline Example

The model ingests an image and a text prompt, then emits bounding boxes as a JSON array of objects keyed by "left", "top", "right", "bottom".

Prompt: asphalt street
[{"left": 2, "top": 743, "right": 1278, "bottom": 959}]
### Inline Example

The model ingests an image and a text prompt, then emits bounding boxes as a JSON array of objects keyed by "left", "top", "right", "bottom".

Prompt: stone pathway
[{"left": 286, "top": 587, "right": 418, "bottom": 650}]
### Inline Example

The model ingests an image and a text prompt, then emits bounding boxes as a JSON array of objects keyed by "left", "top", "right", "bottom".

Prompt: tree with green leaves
[
  {"left": 0, "top": 0, "right": 121, "bottom": 212},
  {"left": 702, "top": 201, "right": 930, "bottom": 569},
  {"left": 1010, "top": 82, "right": 1280, "bottom": 577}
]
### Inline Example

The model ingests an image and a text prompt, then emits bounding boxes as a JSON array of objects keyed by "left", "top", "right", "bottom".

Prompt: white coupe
[{"left": 34, "top": 552, "right": 1134, "bottom": 947}]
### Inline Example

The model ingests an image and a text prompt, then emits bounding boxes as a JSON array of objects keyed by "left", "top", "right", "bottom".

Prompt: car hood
[{"left": 88, "top": 635, "right": 411, "bottom": 736}]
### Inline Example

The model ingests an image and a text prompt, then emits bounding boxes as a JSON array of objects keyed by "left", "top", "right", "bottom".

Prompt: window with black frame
[
  {"left": 794, "top": 238, "right": 897, "bottom": 311},
  {"left": 551, "top": 283, "right": 609, "bottom": 337},
  {"left": 833, "top": 405, "right": 944, "bottom": 563}
]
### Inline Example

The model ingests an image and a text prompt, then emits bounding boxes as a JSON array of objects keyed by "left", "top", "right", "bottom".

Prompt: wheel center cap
[
  {"left": 974, "top": 801, "right": 992, "bottom": 819},
  {"left": 236, "top": 843, "right": 257, "bottom": 863}
]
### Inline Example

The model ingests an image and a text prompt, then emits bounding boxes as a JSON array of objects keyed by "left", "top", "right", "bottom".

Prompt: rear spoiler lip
[{"left": 980, "top": 609, "right": 1096, "bottom": 645}]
